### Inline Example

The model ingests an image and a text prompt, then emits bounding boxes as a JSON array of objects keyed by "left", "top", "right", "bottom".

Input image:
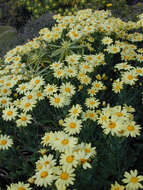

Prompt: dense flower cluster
[{"left": 1, "top": 9, "right": 143, "bottom": 190}]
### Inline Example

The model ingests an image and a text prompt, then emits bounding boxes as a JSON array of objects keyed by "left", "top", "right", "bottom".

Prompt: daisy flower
[
  {"left": 16, "top": 83, "right": 29, "bottom": 95},
  {"left": 63, "top": 117, "right": 83, "bottom": 135},
  {"left": 53, "top": 68, "right": 65, "bottom": 79},
  {"left": 101, "top": 116, "right": 123, "bottom": 136},
  {"left": 79, "top": 75, "right": 91, "bottom": 85},
  {"left": 75, "top": 150, "right": 92, "bottom": 169},
  {"left": 64, "top": 66, "right": 78, "bottom": 78},
  {"left": 2, "top": 106, "right": 18, "bottom": 121},
  {"left": 79, "top": 62, "right": 93, "bottom": 73},
  {"left": 0, "top": 97, "right": 12, "bottom": 108},
  {"left": 68, "top": 29, "right": 82, "bottom": 41},
  {"left": 0, "top": 134, "right": 13, "bottom": 150},
  {"left": 55, "top": 167, "right": 75, "bottom": 190},
  {"left": 29, "top": 76, "right": 45, "bottom": 90},
  {"left": 35, "top": 154, "right": 56, "bottom": 171},
  {"left": 112, "top": 79, "right": 123, "bottom": 93},
  {"left": 53, "top": 132, "right": 78, "bottom": 152},
  {"left": 7, "top": 181, "right": 32, "bottom": 190},
  {"left": 34, "top": 166, "right": 55, "bottom": 187},
  {"left": 44, "top": 84, "right": 58, "bottom": 97},
  {"left": 122, "top": 170, "right": 143, "bottom": 190},
  {"left": 110, "top": 181, "right": 124, "bottom": 190},
  {"left": 121, "top": 70, "right": 138, "bottom": 85},
  {"left": 19, "top": 99, "right": 37, "bottom": 113},
  {"left": 49, "top": 94, "right": 65, "bottom": 108},
  {"left": 85, "top": 97, "right": 100, "bottom": 109},
  {"left": 60, "top": 150, "right": 78, "bottom": 168},
  {"left": 16, "top": 113, "right": 32, "bottom": 127},
  {"left": 124, "top": 121, "right": 141, "bottom": 137},
  {"left": 65, "top": 54, "right": 81, "bottom": 65},
  {"left": 0, "top": 87, "right": 11, "bottom": 96},
  {"left": 41, "top": 132, "right": 54, "bottom": 147},
  {"left": 102, "top": 36, "right": 113, "bottom": 45},
  {"left": 106, "top": 44, "right": 120, "bottom": 54},
  {"left": 60, "top": 82, "right": 76, "bottom": 97},
  {"left": 68, "top": 104, "right": 82, "bottom": 118}
]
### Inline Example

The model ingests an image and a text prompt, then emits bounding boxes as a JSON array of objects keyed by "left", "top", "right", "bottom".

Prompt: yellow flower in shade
[
  {"left": 122, "top": 170, "right": 143, "bottom": 190},
  {"left": 111, "top": 181, "right": 124, "bottom": 190}
]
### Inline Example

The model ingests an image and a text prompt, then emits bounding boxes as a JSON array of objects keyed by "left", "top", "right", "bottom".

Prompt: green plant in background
[{"left": 13, "top": 0, "right": 90, "bottom": 17}]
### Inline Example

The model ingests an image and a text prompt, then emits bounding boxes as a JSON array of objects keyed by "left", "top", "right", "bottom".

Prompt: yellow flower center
[
  {"left": 115, "top": 85, "right": 121, "bottom": 91},
  {"left": 114, "top": 187, "right": 120, "bottom": 190},
  {"left": 101, "top": 116, "right": 107, "bottom": 121},
  {"left": 60, "top": 172, "right": 69, "bottom": 180},
  {"left": 89, "top": 113, "right": 94, "bottom": 118},
  {"left": 44, "top": 161, "right": 49, "bottom": 166},
  {"left": 55, "top": 97, "right": 60, "bottom": 103},
  {"left": 118, "top": 130, "right": 124, "bottom": 135},
  {"left": 115, "top": 112, "right": 123, "bottom": 117},
  {"left": 84, "top": 65, "right": 89, "bottom": 69},
  {"left": 61, "top": 139, "right": 69, "bottom": 145},
  {"left": 7, "top": 111, "right": 13, "bottom": 116},
  {"left": 25, "top": 103, "right": 31, "bottom": 108},
  {"left": 21, "top": 86, "right": 25, "bottom": 90},
  {"left": 89, "top": 101, "right": 95, "bottom": 105},
  {"left": 27, "top": 95, "right": 32, "bottom": 99},
  {"left": 48, "top": 87, "right": 53, "bottom": 92},
  {"left": 66, "top": 155, "right": 74, "bottom": 163},
  {"left": 90, "top": 89, "right": 95, "bottom": 94},
  {"left": 6, "top": 82, "right": 11, "bottom": 87},
  {"left": 71, "top": 31, "right": 78, "bottom": 38},
  {"left": 57, "top": 71, "right": 62, "bottom": 75},
  {"left": 73, "top": 109, "right": 78, "bottom": 114},
  {"left": 84, "top": 148, "right": 91, "bottom": 153},
  {"left": 127, "top": 125, "right": 134, "bottom": 131},
  {"left": 136, "top": 69, "right": 142, "bottom": 73},
  {"left": 130, "top": 176, "right": 138, "bottom": 183},
  {"left": 108, "top": 122, "right": 116, "bottom": 129},
  {"left": 40, "top": 171, "right": 48, "bottom": 178},
  {"left": 95, "top": 84, "right": 100, "bottom": 88},
  {"left": 0, "top": 139, "right": 7, "bottom": 145},
  {"left": 68, "top": 69, "right": 73, "bottom": 73},
  {"left": 1, "top": 99, "right": 7, "bottom": 104},
  {"left": 15, "top": 57, "right": 20, "bottom": 61},
  {"left": 128, "top": 75, "right": 133, "bottom": 80},
  {"left": 21, "top": 116, "right": 27, "bottom": 121},
  {"left": 35, "top": 79, "right": 40, "bottom": 84},
  {"left": 37, "top": 92, "right": 42, "bottom": 97},
  {"left": 17, "top": 187, "right": 26, "bottom": 190},
  {"left": 69, "top": 122, "right": 76, "bottom": 128},
  {"left": 3, "top": 89, "right": 8, "bottom": 93},
  {"left": 65, "top": 87, "right": 71, "bottom": 93},
  {"left": 80, "top": 158, "right": 86, "bottom": 164}
]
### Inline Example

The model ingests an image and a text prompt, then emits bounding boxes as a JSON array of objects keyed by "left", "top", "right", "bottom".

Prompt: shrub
[{"left": 0, "top": 9, "right": 143, "bottom": 190}]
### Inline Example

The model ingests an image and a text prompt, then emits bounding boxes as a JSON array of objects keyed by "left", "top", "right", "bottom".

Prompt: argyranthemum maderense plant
[{"left": 1, "top": 9, "right": 143, "bottom": 190}]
